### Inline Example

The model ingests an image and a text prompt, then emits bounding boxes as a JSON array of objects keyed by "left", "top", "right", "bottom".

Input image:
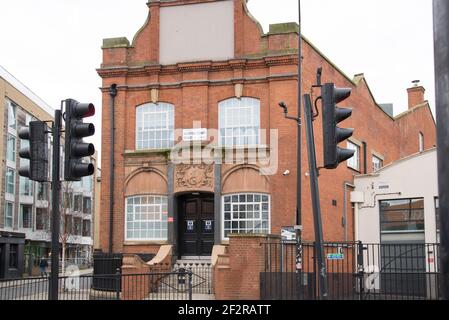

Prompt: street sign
[
  {"left": 327, "top": 253, "right": 344, "bottom": 260},
  {"left": 183, "top": 128, "right": 207, "bottom": 141},
  {"left": 281, "top": 226, "right": 296, "bottom": 241}
]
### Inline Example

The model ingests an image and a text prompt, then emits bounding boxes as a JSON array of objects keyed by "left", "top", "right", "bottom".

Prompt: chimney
[{"left": 407, "top": 80, "right": 426, "bottom": 109}]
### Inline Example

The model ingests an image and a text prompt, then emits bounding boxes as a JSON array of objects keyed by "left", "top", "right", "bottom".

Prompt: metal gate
[{"left": 261, "top": 241, "right": 440, "bottom": 300}]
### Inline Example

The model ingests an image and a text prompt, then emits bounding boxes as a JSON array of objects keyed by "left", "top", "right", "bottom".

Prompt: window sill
[
  {"left": 124, "top": 240, "right": 169, "bottom": 246},
  {"left": 347, "top": 166, "right": 361, "bottom": 174},
  {"left": 124, "top": 149, "right": 172, "bottom": 157}
]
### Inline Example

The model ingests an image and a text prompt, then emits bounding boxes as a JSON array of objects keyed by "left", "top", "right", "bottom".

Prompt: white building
[
  {"left": 352, "top": 148, "right": 439, "bottom": 245},
  {"left": 351, "top": 148, "right": 439, "bottom": 298}
]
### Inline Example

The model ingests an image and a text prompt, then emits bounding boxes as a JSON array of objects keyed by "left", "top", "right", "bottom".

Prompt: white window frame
[
  {"left": 347, "top": 141, "right": 360, "bottom": 171},
  {"left": 125, "top": 195, "right": 169, "bottom": 241},
  {"left": 219, "top": 97, "right": 260, "bottom": 147},
  {"left": 221, "top": 193, "right": 271, "bottom": 241},
  {"left": 136, "top": 103, "right": 174, "bottom": 150},
  {"left": 372, "top": 155, "right": 383, "bottom": 172}
]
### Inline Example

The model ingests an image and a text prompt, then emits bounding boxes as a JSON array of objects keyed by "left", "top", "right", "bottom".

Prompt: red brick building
[{"left": 97, "top": 0, "right": 436, "bottom": 260}]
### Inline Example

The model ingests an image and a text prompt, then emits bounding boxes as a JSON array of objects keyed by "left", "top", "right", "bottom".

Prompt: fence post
[
  {"left": 115, "top": 268, "right": 121, "bottom": 300},
  {"left": 357, "top": 241, "right": 365, "bottom": 300},
  {"left": 188, "top": 270, "right": 193, "bottom": 300}
]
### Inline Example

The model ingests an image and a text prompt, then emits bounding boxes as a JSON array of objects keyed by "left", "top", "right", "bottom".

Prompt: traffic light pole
[
  {"left": 303, "top": 94, "right": 328, "bottom": 300},
  {"left": 49, "top": 109, "right": 62, "bottom": 300},
  {"left": 295, "top": 0, "right": 303, "bottom": 298},
  {"left": 433, "top": 0, "right": 449, "bottom": 300}
]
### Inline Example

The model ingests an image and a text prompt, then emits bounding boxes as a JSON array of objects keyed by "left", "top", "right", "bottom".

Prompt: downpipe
[{"left": 109, "top": 84, "right": 117, "bottom": 254}]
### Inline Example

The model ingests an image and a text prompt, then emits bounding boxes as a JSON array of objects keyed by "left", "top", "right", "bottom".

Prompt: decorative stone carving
[
  {"left": 234, "top": 83, "right": 243, "bottom": 98},
  {"left": 176, "top": 164, "right": 213, "bottom": 189},
  {"left": 150, "top": 88, "right": 159, "bottom": 104}
]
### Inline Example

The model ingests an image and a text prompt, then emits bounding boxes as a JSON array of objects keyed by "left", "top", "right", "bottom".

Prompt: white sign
[
  {"left": 281, "top": 227, "right": 296, "bottom": 241},
  {"left": 183, "top": 128, "right": 208, "bottom": 141}
]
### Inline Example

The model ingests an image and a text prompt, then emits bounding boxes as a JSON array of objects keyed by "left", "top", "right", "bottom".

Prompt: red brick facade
[{"left": 97, "top": 0, "right": 436, "bottom": 257}]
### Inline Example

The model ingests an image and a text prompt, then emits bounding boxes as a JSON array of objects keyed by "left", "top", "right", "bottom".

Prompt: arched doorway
[{"left": 177, "top": 192, "right": 214, "bottom": 258}]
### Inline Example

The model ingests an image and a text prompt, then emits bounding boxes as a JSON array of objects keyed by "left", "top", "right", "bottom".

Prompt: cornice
[
  {"left": 99, "top": 73, "right": 298, "bottom": 92},
  {"left": 97, "top": 55, "right": 298, "bottom": 79}
]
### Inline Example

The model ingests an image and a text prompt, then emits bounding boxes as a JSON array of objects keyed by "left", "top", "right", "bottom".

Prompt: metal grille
[{"left": 261, "top": 241, "right": 440, "bottom": 300}]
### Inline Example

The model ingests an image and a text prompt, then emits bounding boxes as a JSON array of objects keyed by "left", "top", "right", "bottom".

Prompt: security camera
[{"left": 283, "top": 170, "right": 290, "bottom": 176}]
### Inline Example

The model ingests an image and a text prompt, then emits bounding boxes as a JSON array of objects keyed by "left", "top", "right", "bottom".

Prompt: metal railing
[
  {"left": 0, "top": 270, "right": 194, "bottom": 300},
  {"left": 261, "top": 241, "right": 441, "bottom": 300},
  {"left": 150, "top": 261, "right": 214, "bottom": 295}
]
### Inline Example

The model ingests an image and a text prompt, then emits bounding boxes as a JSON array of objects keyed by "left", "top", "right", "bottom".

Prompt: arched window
[
  {"left": 136, "top": 103, "right": 174, "bottom": 150},
  {"left": 219, "top": 98, "right": 260, "bottom": 147}
]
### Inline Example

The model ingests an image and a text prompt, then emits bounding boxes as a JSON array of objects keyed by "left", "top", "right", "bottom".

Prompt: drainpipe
[
  {"left": 108, "top": 84, "right": 117, "bottom": 254},
  {"left": 362, "top": 141, "right": 368, "bottom": 174},
  {"left": 343, "top": 182, "right": 355, "bottom": 242}
]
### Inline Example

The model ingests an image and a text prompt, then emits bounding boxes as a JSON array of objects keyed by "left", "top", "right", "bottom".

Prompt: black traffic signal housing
[
  {"left": 18, "top": 121, "right": 49, "bottom": 182},
  {"left": 322, "top": 83, "right": 355, "bottom": 169},
  {"left": 64, "top": 99, "right": 96, "bottom": 181}
]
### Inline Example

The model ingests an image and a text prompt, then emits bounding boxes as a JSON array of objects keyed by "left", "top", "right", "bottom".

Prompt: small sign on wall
[
  {"left": 186, "top": 220, "right": 195, "bottom": 232},
  {"left": 281, "top": 227, "right": 296, "bottom": 241},
  {"left": 183, "top": 128, "right": 207, "bottom": 141}
]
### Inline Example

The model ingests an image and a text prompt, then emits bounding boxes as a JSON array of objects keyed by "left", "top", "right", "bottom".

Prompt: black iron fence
[
  {"left": 150, "top": 261, "right": 214, "bottom": 295},
  {"left": 261, "top": 241, "right": 440, "bottom": 300},
  {"left": 0, "top": 270, "right": 194, "bottom": 300}
]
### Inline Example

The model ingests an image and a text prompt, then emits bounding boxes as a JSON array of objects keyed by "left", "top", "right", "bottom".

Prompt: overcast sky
[{"left": 0, "top": 0, "right": 435, "bottom": 161}]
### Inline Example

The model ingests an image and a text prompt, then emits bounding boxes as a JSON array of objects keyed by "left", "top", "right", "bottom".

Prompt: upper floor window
[
  {"left": 19, "top": 176, "right": 33, "bottom": 197},
  {"left": 74, "top": 194, "right": 83, "bottom": 212},
  {"left": 82, "top": 220, "right": 92, "bottom": 237},
  {"left": 19, "top": 204, "right": 33, "bottom": 229},
  {"left": 380, "top": 198, "right": 424, "bottom": 233},
  {"left": 82, "top": 175, "right": 93, "bottom": 192},
  {"left": 73, "top": 218, "right": 83, "bottom": 236},
  {"left": 36, "top": 208, "right": 49, "bottom": 231},
  {"left": 136, "top": 103, "right": 174, "bottom": 150},
  {"left": 372, "top": 155, "right": 383, "bottom": 172},
  {"left": 219, "top": 98, "right": 260, "bottom": 147},
  {"left": 37, "top": 183, "right": 48, "bottom": 201},
  {"left": 83, "top": 196, "right": 92, "bottom": 214},
  {"left": 7, "top": 101, "right": 16, "bottom": 131},
  {"left": 6, "top": 167, "right": 15, "bottom": 195},
  {"left": 347, "top": 141, "right": 360, "bottom": 171},
  {"left": 419, "top": 132, "right": 424, "bottom": 152},
  {"left": 6, "top": 135, "right": 16, "bottom": 163}
]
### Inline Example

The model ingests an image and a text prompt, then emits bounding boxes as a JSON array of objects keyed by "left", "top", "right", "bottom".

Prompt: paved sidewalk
[{"left": 0, "top": 268, "right": 93, "bottom": 289}]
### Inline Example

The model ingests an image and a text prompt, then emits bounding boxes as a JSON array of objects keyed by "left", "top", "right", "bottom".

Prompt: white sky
[{"left": 0, "top": 0, "right": 435, "bottom": 161}]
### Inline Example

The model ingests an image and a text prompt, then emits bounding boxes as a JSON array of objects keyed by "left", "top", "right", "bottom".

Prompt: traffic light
[
  {"left": 18, "top": 121, "right": 49, "bottom": 182},
  {"left": 64, "top": 99, "right": 95, "bottom": 181},
  {"left": 322, "top": 83, "right": 355, "bottom": 169}
]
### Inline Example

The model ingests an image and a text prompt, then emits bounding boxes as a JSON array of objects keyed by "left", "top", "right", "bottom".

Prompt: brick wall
[
  {"left": 214, "top": 234, "right": 272, "bottom": 300},
  {"left": 97, "top": 0, "right": 437, "bottom": 256}
]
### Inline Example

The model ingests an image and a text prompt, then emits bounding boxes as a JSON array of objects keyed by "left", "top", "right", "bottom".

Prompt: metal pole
[
  {"left": 303, "top": 94, "right": 328, "bottom": 300},
  {"left": 433, "top": 0, "right": 449, "bottom": 300},
  {"left": 49, "top": 109, "right": 62, "bottom": 300},
  {"left": 295, "top": 0, "right": 303, "bottom": 299}
]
